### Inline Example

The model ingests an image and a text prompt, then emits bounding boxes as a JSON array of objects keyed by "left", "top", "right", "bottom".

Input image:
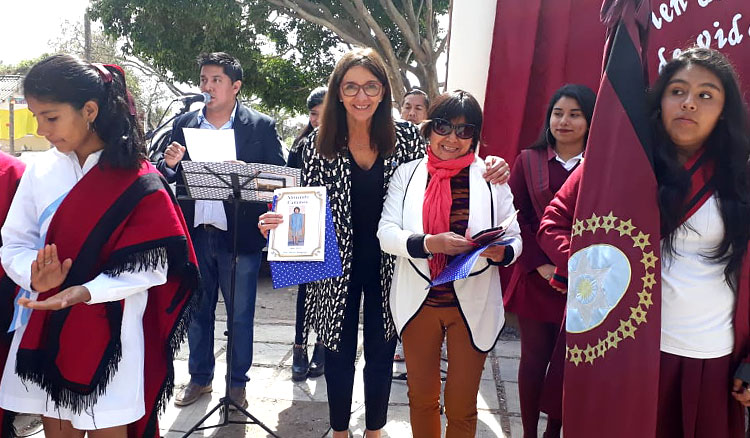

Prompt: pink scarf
[{"left": 423, "top": 148, "right": 475, "bottom": 278}]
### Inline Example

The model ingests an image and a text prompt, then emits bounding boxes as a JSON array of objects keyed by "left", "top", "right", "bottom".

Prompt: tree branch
[
  {"left": 265, "top": 0, "right": 369, "bottom": 46},
  {"left": 398, "top": 59, "right": 419, "bottom": 76},
  {"left": 338, "top": 0, "right": 376, "bottom": 43},
  {"left": 348, "top": 0, "right": 407, "bottom": 99},
  {"left": 423, "top": 0, "right": 436, "bottom": 54},
  {"left": 403, "top": 0, "right": 420, "bottom": 38},
  {"left": 434, "top": 33, "right": 448, "bottom": 58},
  {"left": 120, "top": 57, "right": 187, "bottom": 96},
  {"left": 377, "top": 0, "right": 426, "bottom": 62}
]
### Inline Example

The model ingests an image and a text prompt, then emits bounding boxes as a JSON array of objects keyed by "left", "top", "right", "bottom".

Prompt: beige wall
[{"left": 0, "top": 136, "right": 50, "bottom": 153}]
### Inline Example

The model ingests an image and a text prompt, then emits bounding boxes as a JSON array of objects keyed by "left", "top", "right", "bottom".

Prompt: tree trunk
[
  {"left": 264, "top": 0, "right": 447, "bottom": 105},
  {"left": 387, "top": 64, "right": 406, "bottom": 106}
]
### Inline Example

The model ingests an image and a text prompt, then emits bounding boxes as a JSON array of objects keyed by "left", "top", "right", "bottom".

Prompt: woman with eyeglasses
[
  {"left": 503, "top": 84, "right": 596, "bottom": 438},
  {"left": 378, "top": 90, "right": 522, "bottom": 438},
  {"left": 259, "top": 49, "right": 509, "bottom": 437}
]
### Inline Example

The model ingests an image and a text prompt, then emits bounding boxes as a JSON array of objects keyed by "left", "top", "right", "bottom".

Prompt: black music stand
[{"left": 178, "top": 161, "right": 284, "bottom": 438}]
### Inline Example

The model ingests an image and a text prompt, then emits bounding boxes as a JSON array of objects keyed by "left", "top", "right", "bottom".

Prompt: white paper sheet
[{"left": 182, "top": 127, "right": 237, "bottom": 162}]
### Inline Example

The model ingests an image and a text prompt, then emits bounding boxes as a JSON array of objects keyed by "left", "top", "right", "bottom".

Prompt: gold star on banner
[
  {"left": 586, "top": 213, "right": 601, "bottom": 232},
  {"left": 600, "top": 212, "right": 617, "bottom": 233},
  {"left": 616, "top": 219, "right": 635, "bottom": 236},
  {"left": 584, "top": 344, "right": 597, "bottom": 364},
  {"left": 642, "top": 273, "right": 656, "bottom": 289},
  {"left": 572, "top": 219, "right": 585, "bottom": 237},
  {"left": 619, "top": 319, "right": 636, "bottom": 339},
  {"left": 641, "top": 251, "right": 657, "bottom": 270},
  {"left": 631, "top": 231, "right": 650, "bottom": 250},
  {"left": 638, "top": 289, "right": 653, "bottom": 307},
  {"left": 606, "top": 330, "right": 622, "bottom": 349},
  {"left": 630, "top": 306, "right": 647, "bottom": 325},
  {"left": 596, "top": 339, "right": 607, "bottom": 357},
  {"left": 568, "top": 345, "right": 583, "bottom": 366}
]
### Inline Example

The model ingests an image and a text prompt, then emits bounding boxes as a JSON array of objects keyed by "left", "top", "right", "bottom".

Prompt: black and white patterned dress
[{"left": 294, "top": 122, "right": 425, "bottom": 351}]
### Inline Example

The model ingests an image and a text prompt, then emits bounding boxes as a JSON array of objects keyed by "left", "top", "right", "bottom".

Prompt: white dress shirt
[
  {"left": 554, "top": 151, "right": 584, "bottom": 171},
  {"left": 192, "top": 103, "right": 237, "bottom": 230}
]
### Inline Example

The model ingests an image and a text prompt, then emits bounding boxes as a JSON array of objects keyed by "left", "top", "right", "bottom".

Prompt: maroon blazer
[{"left": 504, "top": 147, "right": 578, "bottom": 323}]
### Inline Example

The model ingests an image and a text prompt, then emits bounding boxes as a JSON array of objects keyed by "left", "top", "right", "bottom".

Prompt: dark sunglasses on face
[
  {"left": 430, "top": 118, "right": 476, "bottom": 140},
  {"left": 341, "top": 81, "right": 383, "bottom": 97}
]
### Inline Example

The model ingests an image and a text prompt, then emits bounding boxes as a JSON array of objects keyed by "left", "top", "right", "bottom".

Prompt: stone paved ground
[
  {"left": 14, "top": 151, "right": 537, "bottom": 437},
  {"left": 156, "top": 273, "right": 541, "bottom": 438},
  {"left": 29, "top": 272, "right": 537, "bottom": 438}
]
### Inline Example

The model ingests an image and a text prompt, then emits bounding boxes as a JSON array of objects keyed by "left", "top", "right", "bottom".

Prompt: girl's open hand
[
  {"left": 18, "top": 285, "right": 91, "bottom": 311},
  {"left": 30, "top": 244, "right": 72, "bottom": 293}
]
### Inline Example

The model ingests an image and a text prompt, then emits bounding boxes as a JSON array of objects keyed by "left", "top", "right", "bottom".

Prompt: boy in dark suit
[{"left": 157, "top": 52, "right": 285, "bottom": 409}]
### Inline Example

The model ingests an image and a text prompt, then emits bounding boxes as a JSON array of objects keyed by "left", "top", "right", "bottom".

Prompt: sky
[{"left": 2, "top": 0, "right": 91, "bottom": 65}]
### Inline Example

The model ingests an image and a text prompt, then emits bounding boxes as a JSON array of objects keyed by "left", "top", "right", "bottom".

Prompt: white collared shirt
[
  {"left": 192, "top": 102, "right": 237, "bottom": 230},
  {"left": 554, "top": 151, "right": 584, "bottom": 171}
]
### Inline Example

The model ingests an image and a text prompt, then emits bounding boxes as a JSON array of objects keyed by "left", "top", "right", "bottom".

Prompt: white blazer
[{"left": 378, "top": 156, "right": 522, "bottom": 352}]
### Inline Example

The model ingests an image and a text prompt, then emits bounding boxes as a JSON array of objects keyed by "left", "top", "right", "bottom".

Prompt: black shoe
[
  {"left": 308, "top": 342, "right": 325, "bottom": 378},
  {"left": 292, "top": 345, "right": 309, "bottom": 381}
]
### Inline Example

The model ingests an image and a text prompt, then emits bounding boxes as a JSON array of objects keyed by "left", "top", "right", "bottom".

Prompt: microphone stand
[{"left": 145, "top": 98, "right": 196, "bottom": 141}]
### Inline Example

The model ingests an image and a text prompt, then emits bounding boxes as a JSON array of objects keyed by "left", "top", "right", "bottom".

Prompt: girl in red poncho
[
  {"left": 539, "top": 47, "right": 750, "bottom": 437},
  {"left": 0, "top": 55, "right": 198, "bottom": 437}
]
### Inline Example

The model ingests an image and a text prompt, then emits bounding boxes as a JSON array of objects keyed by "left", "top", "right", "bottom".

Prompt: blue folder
[
  {"left": 429, "top": 238, "right": 514, "bottom": 288},
  {"left": 269, "top": 196, "right": 343, "bottom": 289}
]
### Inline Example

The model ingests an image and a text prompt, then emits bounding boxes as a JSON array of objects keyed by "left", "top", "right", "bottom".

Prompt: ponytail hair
[{"left": 23, "top": 54, "right": 146, "bottom": 170}]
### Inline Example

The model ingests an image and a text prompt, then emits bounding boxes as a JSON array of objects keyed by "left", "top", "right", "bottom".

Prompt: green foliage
[
  {"left": 89, "top": 0, "right": 328, "bottom": 111},
  {"left": 0, "top": 54, "right": 51, "bottom": 76},
  {"left": 89, "top": 0, "right": 450, "bottom": 112}
]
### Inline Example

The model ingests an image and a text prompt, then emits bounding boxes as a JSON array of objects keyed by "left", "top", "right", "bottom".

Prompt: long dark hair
[
  {"left": 316, "top": 48, "right": 396, "bottom": 159},
  {"left": 650, "top": 47, "right": 750, "bottom": 288},
  {"left": 23, "top": 54, "right": 145, "bottom": 170},
  {"left": 529, "top": 84, "right": 597, "bottom": 150}
]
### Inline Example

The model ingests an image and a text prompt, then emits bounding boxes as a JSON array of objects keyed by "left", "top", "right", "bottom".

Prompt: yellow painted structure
[{"left": 0, "top": 106, "right": 42, "bottom": 140}]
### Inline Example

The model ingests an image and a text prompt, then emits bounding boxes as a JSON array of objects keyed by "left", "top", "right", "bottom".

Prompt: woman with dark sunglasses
[
  {"left": 378, "top": 90, "right": 522, "bottom": 438},
  {"left": 504, "top": 83, "right": 596, "bottom": 438},
  {"left": 259, "top": 50, "right": 510, "bottom": 437}
]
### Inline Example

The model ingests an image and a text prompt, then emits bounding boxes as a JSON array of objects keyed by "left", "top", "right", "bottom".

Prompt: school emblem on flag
[
  {"left": 558, "top": 0, "right": 662, "bottom": 436},
  {"left": 566, "top": 211, "right": 656, "bottom": 365}
]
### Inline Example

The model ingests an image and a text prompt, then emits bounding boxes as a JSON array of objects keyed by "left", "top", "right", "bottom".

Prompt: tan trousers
[{"left": 402, "top": 305, "right": 488, "bottom": 438}]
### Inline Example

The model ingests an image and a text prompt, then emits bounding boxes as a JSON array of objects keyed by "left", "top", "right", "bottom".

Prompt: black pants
[
  {"left": 295, "top": 283, "right": 321, "bottom": 345},
  {"left": 324, "top": 270, "right": 396, "bottom": 431},
  {"left": 294, "top": 284, "right": 308, "bottom": 345}
]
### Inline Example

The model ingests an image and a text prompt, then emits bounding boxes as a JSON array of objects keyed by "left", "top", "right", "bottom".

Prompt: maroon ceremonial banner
[
  {"left": 481, "top": 0, "right": 750, "bottom": 165},
  {"left": 562, "top": 1, "right": 661, "bottom": 436}
]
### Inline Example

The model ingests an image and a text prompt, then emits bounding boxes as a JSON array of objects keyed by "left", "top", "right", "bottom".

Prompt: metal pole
[
  {"left": 84, "top": 12, "right": 92, "bottom": 62},
  {"left": 8, "top": 98, "right": 15, "bottom": 155}
]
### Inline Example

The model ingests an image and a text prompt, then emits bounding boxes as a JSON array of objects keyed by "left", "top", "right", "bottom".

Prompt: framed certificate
[{"left": 267, "top": 187, "right": 326, "bottom": 261}]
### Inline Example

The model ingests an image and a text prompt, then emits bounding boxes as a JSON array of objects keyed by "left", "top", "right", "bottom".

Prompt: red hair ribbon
[{"left": 91, "top": 63, "right": 137, "bottom": 117}]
